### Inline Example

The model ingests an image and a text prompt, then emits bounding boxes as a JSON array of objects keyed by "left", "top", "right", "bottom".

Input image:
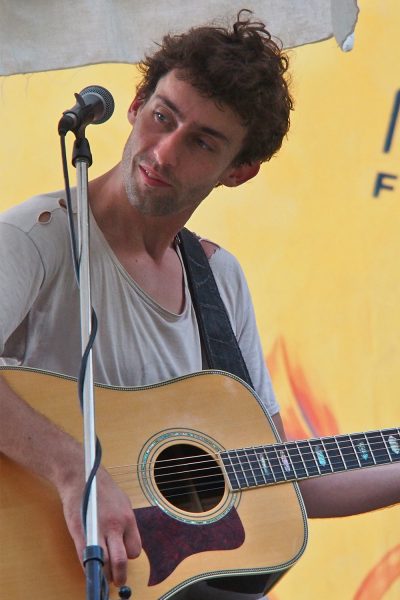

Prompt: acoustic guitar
[{"left": 1, "top": 366, "right": 399, "bottom": 599}]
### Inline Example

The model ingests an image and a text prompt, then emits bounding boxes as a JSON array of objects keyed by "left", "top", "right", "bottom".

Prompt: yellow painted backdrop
[{"left": 0, "top": 1, "right": 399, "bottom": 598}]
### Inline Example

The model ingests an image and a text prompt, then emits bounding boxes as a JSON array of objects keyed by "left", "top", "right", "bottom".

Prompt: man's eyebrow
[
  {"left": 154, "top": 94, "right": 230, "bottom": 144},
  {"left": 155, "top": 94, "right": 184, "bottom": 119}
]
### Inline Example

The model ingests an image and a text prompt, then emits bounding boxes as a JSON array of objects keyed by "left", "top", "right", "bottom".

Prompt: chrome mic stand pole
[{"left": 73, "top": 134, "right": 105, "bottom": 600}]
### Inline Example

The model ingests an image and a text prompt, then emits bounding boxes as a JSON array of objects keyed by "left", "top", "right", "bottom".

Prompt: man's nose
[{"left": 153, "top": 131, "right": 181, "bottom": 168}]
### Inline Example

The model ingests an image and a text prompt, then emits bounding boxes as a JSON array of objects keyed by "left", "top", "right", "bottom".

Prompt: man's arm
[
  {"left": 271, "top": 413, "right": 400, "bottom": 517},
  {"left": 0, "top": 375, "right": 141, "bottom": 586}
]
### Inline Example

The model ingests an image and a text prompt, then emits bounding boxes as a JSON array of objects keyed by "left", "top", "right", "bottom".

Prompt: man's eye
[
  {"left": 197, "top": 138, "right": 213, "bottom": 151},
  {"left": 154, "top": 111, "right": 167, "bottom": 123}
]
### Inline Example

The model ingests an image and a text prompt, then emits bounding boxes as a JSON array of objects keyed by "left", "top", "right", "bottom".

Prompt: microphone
[{"left": 58, "top": 85, "right": 114, "bottom": 135}]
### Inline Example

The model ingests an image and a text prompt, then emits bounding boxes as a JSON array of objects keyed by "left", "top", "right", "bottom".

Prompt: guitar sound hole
[{"left": 154, "top": 443, "right": 226, "bottom": 513}]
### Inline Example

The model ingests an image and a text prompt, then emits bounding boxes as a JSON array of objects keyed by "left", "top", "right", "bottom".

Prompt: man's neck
[
  {"left": 87, "top": 165, "right": 188, "bottom": 313},
  {"left": 88, "top": 164, "right": 191, "bottom": 261}
]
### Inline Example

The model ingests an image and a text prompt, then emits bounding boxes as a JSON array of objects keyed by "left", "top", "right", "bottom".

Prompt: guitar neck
[{"left": 221, "top": 428, "right": 400, "bottom": 491}]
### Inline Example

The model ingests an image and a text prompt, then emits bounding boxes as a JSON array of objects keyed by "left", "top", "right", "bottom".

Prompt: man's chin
[
  {"left": 132, "top": 197, "right": 178, "bottom": 218},
  {"left": 125, "top": 179, "right": 185, "bottom": 217}
]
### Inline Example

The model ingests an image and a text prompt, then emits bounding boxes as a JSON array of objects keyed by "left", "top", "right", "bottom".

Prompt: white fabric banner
[{"left": 0, "top": 0, "right": 359, "bottom": 76}]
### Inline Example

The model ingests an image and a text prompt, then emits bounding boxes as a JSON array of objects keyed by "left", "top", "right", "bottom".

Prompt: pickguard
[{"left": 134, "top": 505, "right": 245, "bottom": 585}]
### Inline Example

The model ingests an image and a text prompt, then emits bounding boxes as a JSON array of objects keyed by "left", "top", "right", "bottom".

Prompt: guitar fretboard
[{"left": 220, "top": 428, "right": 400, "bottom": 491}]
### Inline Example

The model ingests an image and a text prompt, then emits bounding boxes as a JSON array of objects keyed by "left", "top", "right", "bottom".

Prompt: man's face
[{"left": 121, "top": 70, "right": 248, "bottom": 218}]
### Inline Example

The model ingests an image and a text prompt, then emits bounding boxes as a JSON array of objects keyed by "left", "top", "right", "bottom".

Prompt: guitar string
[
  {"left": 111, "top": 446, "right": 400, "bottom": 503},
  {"left": 109, "top": 452, "right": 399, "bottom": 502},
  {"left": 110, "top": 458, "right": 395, "bottom": 503},
  {"left": 111, "top": 448, "right": 397, "bottom": 496},
  {"left": 109, "top": 438, "right": 397, "bottom": 484},
  {"left": 105, "top": 432, "right": 399, "bottom": 498},
  {"left": 107, "top": 432, "right": 400, "bottom": 481},
  {"left": 107, "top": 429, "right": 399, "bottom": 475}
]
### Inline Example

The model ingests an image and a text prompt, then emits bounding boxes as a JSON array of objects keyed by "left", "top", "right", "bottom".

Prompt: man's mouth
[{"left": 139, "top": 165, "right": 171, "bottom": 187}]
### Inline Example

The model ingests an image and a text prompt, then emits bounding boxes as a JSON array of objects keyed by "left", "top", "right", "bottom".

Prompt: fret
[
  {"left": 365, "top": 431, "right": 391, "bottom": 464},
  {"left": 245, "top": 447, "right": 263, "bottom": 485},
  {"left": 351, "top": 432, "right": 376, "bottom": 467},
  {"left": 309, "top": 439, "right": 332, "bottom": 475},
  {"left": 295, "top": 440, "right": 321, "bottom": 477},
  {"left": 349, "top": 436, "right": 362, "bottom": 468},
  {"left": 307, "top": 440, "right": 321, "bottom": 475},
  {"left": 236, "top": 449, "right": 256, "bottom": 487},
  {"left": 287, "top": 442, "right": 309, "bottom": 479},
  {"left": 320, "top": 436, "right": 345, "bottom": 472},
  {"left": 281, "top": 442, "right": 304, "bottom": 479},
  {"left": 220, "top": 451, "right": 241, "bottom": 491},
  {"left": 247, "top": 449, "right": 259, "bottom": 483},
  {"left": 335, "top": 435, "right": 348, "bottom": 469},
  {"left": 382, "top": 428, "right": 400, "bottom": 462},
  {"left": 363, "top": 434, "right": 377, "bottom": 465},
  {"left": 264, "top": 445, "right": 286, "bottom": 482},
  {"left": 256, "top": 448, "right": 276, "bottom": 484},
  {"left": 247, "top": 447, "right": 269, "bottom": 486},
  {"left": 337, "top": 435, "right": 360, "bottom": 470},
  {"left": 307, "top": 440, "right": 322, "bottom": 475},
  {"left": 320, "top": 438, "right": 334, "bottom": 471},
  {"left": 274, "top": 443, "right": 296, "bottom": 480},
  {"left": 231, "top": 450, "right": 250, "bottom": 488},
  {"left": 252, "top": 448, "right": 267, "bottom": 484}
]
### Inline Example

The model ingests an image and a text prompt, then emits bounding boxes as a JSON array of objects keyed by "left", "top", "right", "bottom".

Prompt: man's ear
[
  {"left": 127, "top": 94, "right": 145, "bottom": 124},
  {"left": 219, "top": 162, "right": 261, "bottom": 187}
]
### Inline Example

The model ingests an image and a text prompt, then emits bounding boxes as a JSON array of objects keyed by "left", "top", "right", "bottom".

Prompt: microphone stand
[{"left": 72, "top": 133, "right": 106, "bottom": 600}]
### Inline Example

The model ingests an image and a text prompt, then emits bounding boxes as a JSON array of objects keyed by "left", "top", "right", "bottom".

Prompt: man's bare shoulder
[
  {"left": 187, "top": 232, "right": 243, "bottom": 277},
  {"left": 199, "top": 238, "right": 220, "bottom": 259}
]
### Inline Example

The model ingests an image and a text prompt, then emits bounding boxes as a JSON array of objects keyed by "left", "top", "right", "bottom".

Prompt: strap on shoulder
[{"left": 178, "top": 227, "right": 253, "bottom": 389}]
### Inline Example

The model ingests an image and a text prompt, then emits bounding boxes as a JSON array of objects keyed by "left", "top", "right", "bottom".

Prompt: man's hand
[
  {"left": 59, "top": 465, "right": 141, "bottom": 587},
  {"left": 0, "top": 376, "right": 141, "bottom": 586}
]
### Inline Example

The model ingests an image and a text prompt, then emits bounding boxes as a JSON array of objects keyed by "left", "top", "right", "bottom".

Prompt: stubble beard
[
  {"left": 125, "top": 176, "right": 177, "bottom": 217},
  {"left": 121, "top": 145, "right": 179, "bottom": 217},
  {"left": 120, "top": 138, "right": 217, "bottom": 219}
]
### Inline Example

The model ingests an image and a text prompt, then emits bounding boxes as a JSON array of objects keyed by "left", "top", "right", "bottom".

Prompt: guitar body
[{"left": 0, "top": 367, "right": 307, "bottom": 599}]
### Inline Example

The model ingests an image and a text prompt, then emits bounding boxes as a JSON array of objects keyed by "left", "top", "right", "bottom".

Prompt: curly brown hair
[{"left": 137, "top": 10, "right": 293, "bottom": 166}]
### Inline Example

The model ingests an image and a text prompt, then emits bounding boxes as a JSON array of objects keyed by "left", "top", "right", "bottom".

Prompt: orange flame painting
[{"left": 266, "top": 337, "right": 400, "bottom": 599}]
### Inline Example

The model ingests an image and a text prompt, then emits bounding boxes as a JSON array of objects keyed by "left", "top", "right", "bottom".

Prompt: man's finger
[
  {"left": 124, "top": 514, "right": 142, "bottom": 559},
  {"left": 106, "top": 532, "right": 129, "bottom": 587}
]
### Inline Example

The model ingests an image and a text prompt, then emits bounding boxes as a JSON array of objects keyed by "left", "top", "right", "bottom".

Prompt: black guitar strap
[
  {"left": 178, "top": 228, "right": 253, "bottom": 387},
  {"left": 178, "top": 228, "right": 281, "bottom": 596}
]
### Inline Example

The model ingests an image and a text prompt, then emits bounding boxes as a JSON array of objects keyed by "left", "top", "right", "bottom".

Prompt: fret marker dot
[
  {"left": 280, "top": 450, "right": 291, "bottom": 473},
  {"left": 315, "top": 446, "right": 327, "bottom": 467},
  {"left": 259, "top": 454, "right": 270, "bottom": 477},
  {"left": 357, "top": 442, "right": 369, "bottom": 461},
  {"left": 388, "top": 435, "right": 400, "bottom": 455}
]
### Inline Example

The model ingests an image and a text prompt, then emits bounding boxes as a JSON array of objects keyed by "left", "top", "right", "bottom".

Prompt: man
[{"left": 0, "top": 10, "right": 399, "bottom": 600}]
